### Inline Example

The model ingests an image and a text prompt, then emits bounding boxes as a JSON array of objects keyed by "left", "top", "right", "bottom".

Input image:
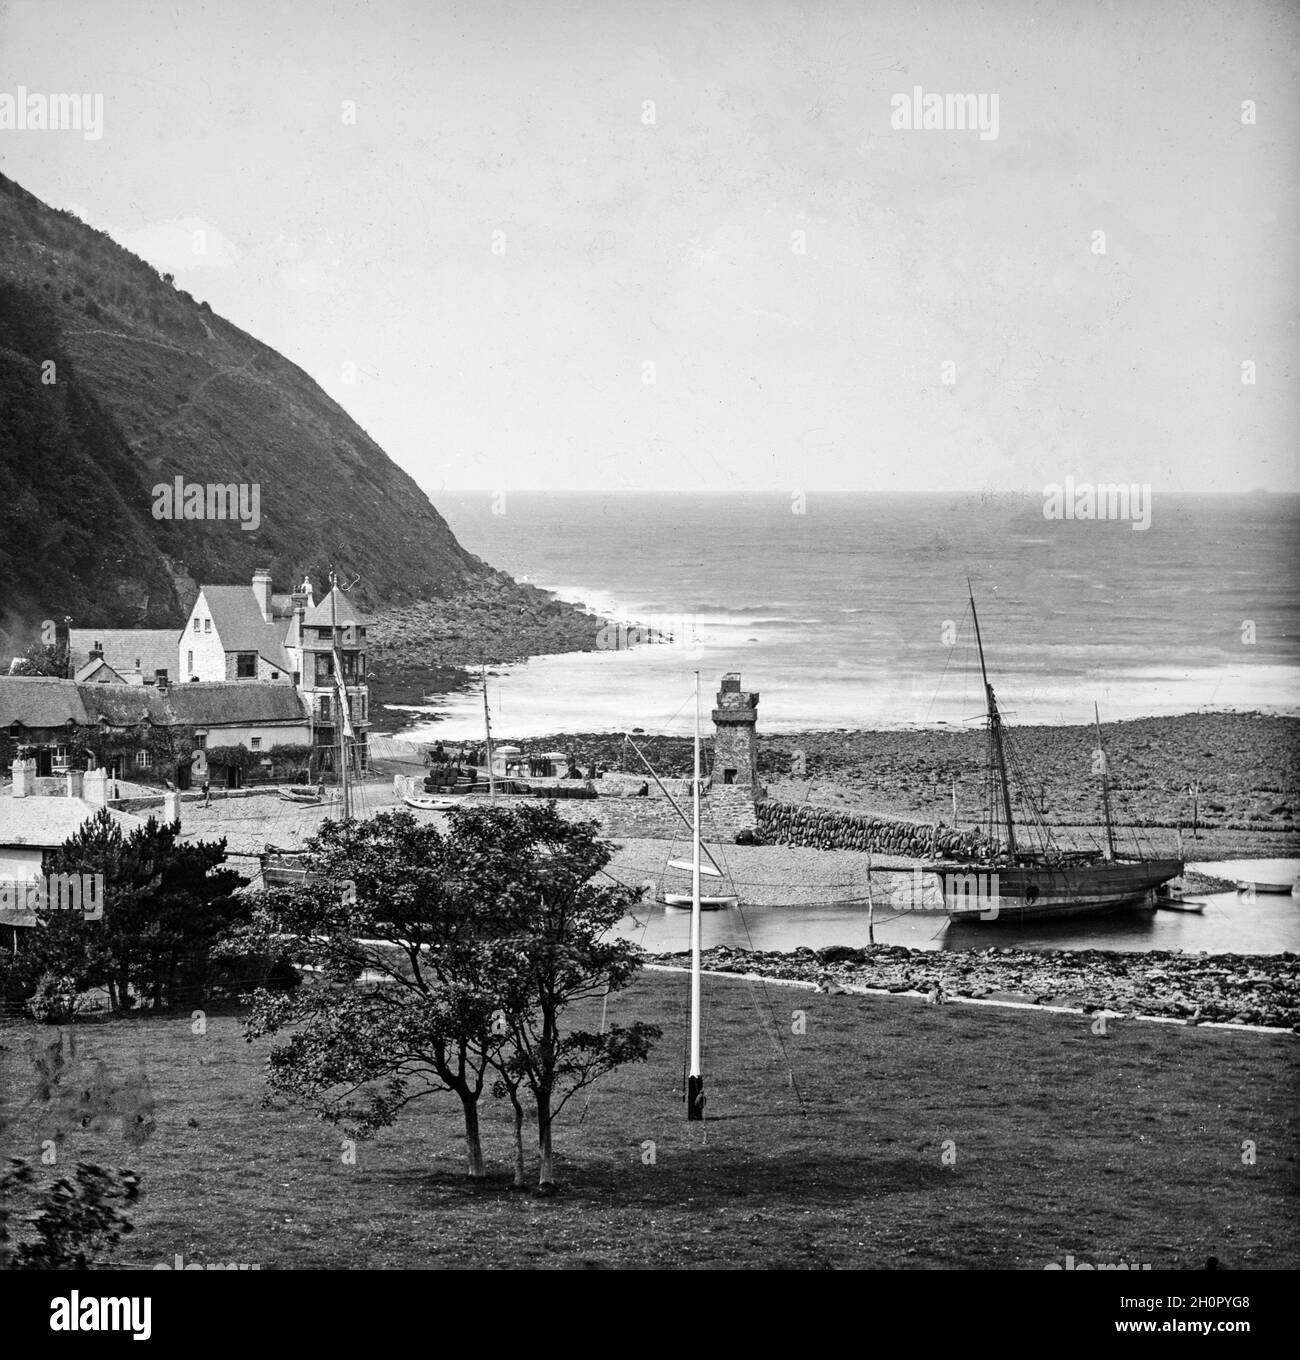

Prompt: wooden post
[{"left": 866, "top": 849, "right": 875, "bottom": 947}]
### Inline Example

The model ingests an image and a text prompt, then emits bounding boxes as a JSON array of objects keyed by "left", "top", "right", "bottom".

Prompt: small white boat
[
  {"left": 403, "top": 793, "right": 463, "bottom": 812},
  {"left": 663, "top": 894, "right": 738, "bottom": 911},
  {"left": 1236, "top": 878, "right": 1296, "bottom": 895}
]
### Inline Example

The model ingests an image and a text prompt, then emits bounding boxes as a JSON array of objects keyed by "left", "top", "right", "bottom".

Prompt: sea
[{"left": 405, "top": 491, "right": 1300, "bottom": 739}]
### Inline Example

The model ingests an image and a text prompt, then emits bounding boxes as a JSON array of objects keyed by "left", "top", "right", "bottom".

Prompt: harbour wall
[{"left": 755, "top": 800, "right": 990, "bottom": 858}]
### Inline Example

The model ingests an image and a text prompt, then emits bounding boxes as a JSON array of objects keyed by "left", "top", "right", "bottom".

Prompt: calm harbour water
[{"left": 615, "top": 860, "right": 1300, "bottom": 956}]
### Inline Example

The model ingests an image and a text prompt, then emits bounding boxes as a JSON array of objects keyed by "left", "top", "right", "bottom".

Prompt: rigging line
[
  {"left": 923, "top": 602, "right": 970, "bottom": 723},
  {"left": 576, "top": 985, "right": 611, "bottom": 1125},
  {"left": 730, "top": 897, "right": 808, "bottom": 1114}
]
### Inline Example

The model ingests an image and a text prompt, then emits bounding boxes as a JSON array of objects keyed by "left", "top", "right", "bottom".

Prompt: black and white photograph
[{"left": 0, "top": 0, "right": 1295, "bottom": 1321}]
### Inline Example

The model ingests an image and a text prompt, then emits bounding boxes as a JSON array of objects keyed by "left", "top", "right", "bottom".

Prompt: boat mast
[
  {"left": 687, "top": 670, "right": 704, "bottom": 1122},
  {"left": 481, "top": 664, "right": 496, "bottom": 800},
  {"left": 1094, "top": 701, "right": 1116, "bottom": 861},
  {"left": 968, "top": 582, "right": 1017, "bottom": 859}
]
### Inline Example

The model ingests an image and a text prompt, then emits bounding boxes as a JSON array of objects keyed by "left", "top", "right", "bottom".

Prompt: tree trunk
[
  {"left": 535, "top": 1091, "right": 555, "bottom": 1189},
  {"left": 459, "top": 1089, "right": 486, "bottom": 1179},
  {"left": 509, "top": 1089, "right": 527, "bottom": 1189}
]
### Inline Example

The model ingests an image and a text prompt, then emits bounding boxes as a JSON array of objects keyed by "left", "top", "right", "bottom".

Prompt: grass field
[{"left": 2, "top": 970, "right": 1296, "bottom": 1270}]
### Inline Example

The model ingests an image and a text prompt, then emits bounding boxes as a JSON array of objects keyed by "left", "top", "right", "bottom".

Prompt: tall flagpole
[{"left": 687, "top": 671, "right": 704, "bottom": 1121}]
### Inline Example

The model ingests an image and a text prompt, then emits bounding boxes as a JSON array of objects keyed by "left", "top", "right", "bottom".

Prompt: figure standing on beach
[{"left": 201, "top": 777, "right": 211, "bottom": 808}]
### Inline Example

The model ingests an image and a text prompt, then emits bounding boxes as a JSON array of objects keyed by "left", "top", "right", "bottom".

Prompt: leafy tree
[
  {"left": 33, "top": 809, "right": 247, "bottom": 1011},
  {"left": 10, "top": 641, "right": 70, "bottom": 677},
  {"left": 241, "top": 812, "right": 501, "bottom": 1178},
  {"left": 0, "top": 1159, "right": 141, "bottom": 1269},
  {"left": 450, "top": 803, "right": 659, "bottom": 1188},
  {"left": 242, "top": 805, "right": 658, "bottom": 1189}
]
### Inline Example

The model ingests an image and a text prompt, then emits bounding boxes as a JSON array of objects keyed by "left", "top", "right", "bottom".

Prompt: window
[
  {"left": 315, "top": 655, "right": 334, "bottom": 683},
  {"left": 723, "top": 768, "right": 737, "bottom": 785},
  {"left": 195, "top": 734, "right": 207, "bottom": 750},
  {"left": 270, "top": 672, "right": 279, "bottom": 681},
  {"left": 52, "top": 746, "right": 71, "bottom": 772},
  {"left": 204, "top": 619, "right": 211, "bottom": 633},
  {"left": 187, "top": 650, "right": 193, "bottom": 673},
  {"left": 193, "top": 619, "right": 200, "bottom": 633},
  {"left": 319, "top": 696, "right": 331, "bottom": 721},
  {"left": 250, "top": 737, "right": 261, "bottom": 751},
  {"left": 236, "top": 653, "right": 257, "bottom": 679},
  {"left": 359, "top": 695, "right": 367, "bottom": 721},
  {"left": 135, "top": 750, "right": 152, "bottom": 769}
]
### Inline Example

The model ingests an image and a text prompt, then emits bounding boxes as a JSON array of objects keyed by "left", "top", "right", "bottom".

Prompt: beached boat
[
  {"left": 402, "top": 793, "right": 463, "bottom": 812},
  {"left": 924, "top": 586, "right": 1182, "bottom": 924},
  {"left": 259, "top": 846, "right": 314, "bottom": 888},
  {"left": 279, "top": 786, "right": 324, "bottom": 804},
  {"left": 1236, "top": 878, "right": 1296, "bottom": 895}
]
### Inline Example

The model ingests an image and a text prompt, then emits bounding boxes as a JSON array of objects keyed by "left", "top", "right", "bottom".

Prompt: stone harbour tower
[{"left": 711, "top": 673, "right": 763, "bottom": 799}]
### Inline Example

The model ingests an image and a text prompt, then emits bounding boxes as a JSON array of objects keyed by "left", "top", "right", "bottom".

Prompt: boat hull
[
  {"left": 1236, "top": 880, "right": 1295, "bottom": 895},
  {"left": 662, "top": 895, "right": 736, "bottom": 911},
  {"left": 925, "top": 858, "right": 1183, "bottom": 924}
]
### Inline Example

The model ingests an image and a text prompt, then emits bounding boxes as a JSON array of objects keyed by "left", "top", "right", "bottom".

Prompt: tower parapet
[{"left": 711, "top": 673, "right": 763, "bottom": 800}]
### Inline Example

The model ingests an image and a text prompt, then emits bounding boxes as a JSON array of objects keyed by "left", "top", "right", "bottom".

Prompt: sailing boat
[{"left": 924, "top": 585, "right": 1182, "bottom": 924}]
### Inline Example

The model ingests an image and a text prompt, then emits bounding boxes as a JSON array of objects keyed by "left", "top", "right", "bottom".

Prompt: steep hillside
[{"left": 0, "top": 172, "right": 491, "bottom": 642}]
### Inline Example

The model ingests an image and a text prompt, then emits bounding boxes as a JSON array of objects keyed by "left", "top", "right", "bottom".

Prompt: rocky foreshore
[
  {"left": 367, "top": 574, "right": 605, "bottom": 732},
  {"left": 652, "top": 943, "right": 1300, "bottom": 1031}
]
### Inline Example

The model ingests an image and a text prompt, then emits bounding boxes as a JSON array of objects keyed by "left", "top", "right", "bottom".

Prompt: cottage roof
[
  {"left": 74, "top": 658, "right": 125, "bottom": 684},
  {"left": 79, "top": 686, "right": 172, "bottom": 726},
  {"left": 197, "top": 587, "right": 293, "bottom": 671},
  {"left": 0, "top": 678, "right": 90, "bottom": 728},
  {"left": 167, "top": 683, "right": 307, "bottom": 727},
  {"left": 0, "top": 797, "right": 142, "bottom": 849},
  {"left": 68, "top": 629, "right": 179, "bottom": 680},
  {"left": 0, "top": 678, "right": 306, "bottom": 732}
]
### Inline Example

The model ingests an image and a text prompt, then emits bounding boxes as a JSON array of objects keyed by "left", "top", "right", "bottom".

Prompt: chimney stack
[
  {"left": 11, "top": 757, "right": 33, "bottom": 799},
  {"left": 252, "top": 567, "right": 273, "bottom": 622},
  {"left": 84, "top": 768, "right": 108, "bottom": 808},
  {"left": 64, "top": 769, "right": 85, "bottom": 799}
]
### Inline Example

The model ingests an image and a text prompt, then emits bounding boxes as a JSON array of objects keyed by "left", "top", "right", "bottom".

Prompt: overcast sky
[{"left": 1, "top": 0, "right": 1296, "bottom": 495}]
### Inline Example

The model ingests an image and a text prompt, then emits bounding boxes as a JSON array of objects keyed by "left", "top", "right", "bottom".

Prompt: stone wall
[
  {"left": 756, "top": 800, "right": 991, "bottom": 858},
  {"left": 429, "top": 785, "right": 761, "bottom": 842}
]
